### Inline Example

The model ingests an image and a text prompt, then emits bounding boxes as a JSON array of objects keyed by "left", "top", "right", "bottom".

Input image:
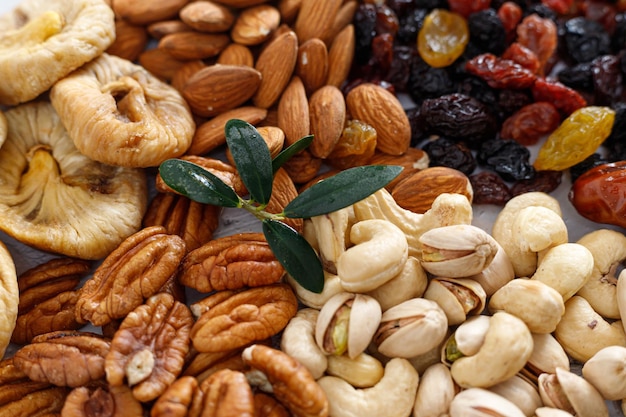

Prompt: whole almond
[
  {"left": 180, "top": 1, "right": 235, "bottom": 33},
  {"left": 147, "top": 20, "right": 194, "bottom": 39},
  {"left": 106, "top": 20, "right": 149, "bottom": 62},
  {"left": 346, "top": 83, "right": 411, "bottom": 156},
  {"left": 326, "top": 24, "right": 355, "bottom": 88},
  {"left": 391, "top": 167, "right": 473, "bottom": 214},
  {"left": 138, "top": 48, "right": 187, "bottom": 81},
  {"left": 188, "top": 106, "right": 268, "bottom": 155},
  {"left": 296, "top": 38, "right": 328, "bottom": 94},
  {"left": 171, "top": 60, "right": 207, "bottom": 93},
  {"left": 294, "top": 0, "right": 342, "bottom": 44},
  {"left": 308, "top": 85, "right": 346, "bottom": 159},
  {"left": 282, "top": 149, "right": 322, "bottom": 184},
  {"left": 158, "top": 31, "right": 230, "bottom": 60},
  {"left": 182, "top": 64, "right": 262, "bottom": 118},
  {"left": 231, "top": 4, "right": 281, "bottom": 45},
  {"left": 226, "top": 126, "right": 285, "bottom": 163},
  {"left": 278, "top": 76, "right": 310, "bottom": 146},
  {"left": 278, "top": 0, "right": 301, "bottom": 24},
  {"left": 368, "top": 148, "right": 430, "bottom": 191},
  {"left": 113, "top": 0, "right": 188, "bottom": 25},
  {"left": 217, "top": 43, "right": 255, "bottom": 67},
  {"left": 325, "top": 0, "right": 358, "bottom": 44},
  {"left": 253, "top": 30, "right": 299, "bottom": 109},
  {"left": 207, "top": 0, "right": 269, "bottom": 7}
]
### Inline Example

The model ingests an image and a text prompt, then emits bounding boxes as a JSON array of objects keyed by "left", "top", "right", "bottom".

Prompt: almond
[
  {"left": 171, "top": 60, "right": 207, "bottom": 93},
  {"left": 391, "top": 167, "right": 473, "bottom": 214},
  {"left": 293, "top": 0, "right": 342, "bottom": 44},
  {"left": 266, "top": 168, "right": 303, "bottom": 232},
  {"left": 278, "top": 0, "right": 301, "bottom": 24},
  {"left": 179, "top": 1, "right": 236, "bottom": 33},
  {"left": 113, "top": 0, "right": 187, "bottom": 25},
  {"left": 188, "top": 106, "right": 268, "bottom": 155},
  {"left": 368, "top": 148, "right": 430, "bottom": 191},
  {"left": 147, "top": 20, "right": 194, "bottom": 39},
  {"left": 253, "top": 30, "right": 299, "bottom": 109},
  {"left": 207, "top": 0, "right": 269, "bottom": 7},
  {"left": 158, "top": 31, "right": 231, "bottom": 60},
  {"left": 106, "top": 19, "right": 149, "bottom": 62},
  {"left": 296, "top": 38, "right": 328, "bottom": 94},
  {"left": 324, "top": 0, "right": 358, "bottom": 44},
  {"left": 278, "top": 76, "right": 310, "bottom": 146},
  {"left": 217, "top": 43, "right": 255, "bottom": 67},
  {"left": 182, "top": 64, "right": 262, "bottom": 118},
  {"left": 226, "top": 126, "right": 285, "bottom": 164},
  {"left": 231, "top": 4, "right": 281, "bottom": 45},
  {"left": 346, "top": 83, "right": 411, "bottom": 156},
  {"left": 308, "top": 85, "right": 346, "bottom": 159},
  {"left": 282, "top": 149, "right": 323, "bottom": 185},
  {"left": 138, "top": 48, "right": 187, "bottom": 81},
  {"left": 326, "top": 24, "right": 355, "bottom": 88}
]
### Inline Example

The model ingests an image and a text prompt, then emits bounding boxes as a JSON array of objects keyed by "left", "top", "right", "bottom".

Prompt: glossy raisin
[
  {"left": 502, "top": 43, "right": 541, "bottom": 74},
  {"left": 465, "top": 53, "right": 537, "bottom": 89},
  {"left": 354, "top": 4, "right": 378, "bottom": 65},
  {"left": 387, "top": 45, "right": 417, "bottom": 92},
  {"left": 541, "top": 0, "right": 573, "bottom": 15},
  {"left": 495, "top": 89, "right": 533, "bottom": 121},
  {"left": 612, "top": 13, "right": 626, "bottom": 53},
  {"left": 500, "top": 101, "right": 561, "bottom": 146},
  {"left": 562, "top": 16, "right": 611, "bottom": 64},
  {"left": 375, "top": 4, "right": 399, "bottom": 37},
  {"left": 469, "top": 171, "right": 512, "bottom": 205},
  {"left": 497, "top": 1, "right": 523, "bottom": 41},
  {"left": 456, "top": 76, "right": 499, "bottom": 112},
  {"left": 569, "top": 153, "right": 610, "bottom": 183},
  {"left": 523, "top": 4, "right": 558, "bottom": 21},
  {"left": 477, "top": 138, "right": 535, "bottom": 181},
  {"left": 448, "top": 0, "right": 492, "bottom": 18},
  {"left": 591, "top": 54, "right": 623, "bottom": 105},
  {"left": 516, "top": 14, "right": 558, "bottom": 75},
  {"left": 406, "top": 106, "right": 429, "bottom": 146},
  {"left": 327, "top": 120, "right": 378, "bottom": 170},
  {"left": 421, "top": 136, "right": 477, "bottom": 175},
  {"left": 396, "top": 8, "right": 427, "bottom": 45},
  {"left": 417, "top": 9, "right": 469, "bottom": 68},
  {"left": 408, "top": 55, "right": 457, "bottom": 103},
  {"left": 531, "top": 77, "right": 587, "bottom": 116},
  {"left": 510, "top": 170, "right": 562, "bottom": 196},
  {"left": 468, "top": 9, "right": 507, "bottom": 56},
  {"left": 557, "top": 62, "right": 594, "bottom": 91},
  {"left": 371, "top": 33, "right": 395, "bottom": 74},
  {"left": 420, "top": 93, "right": 498, "bottom": 147},
  {"left": 603, "top": 102, "right": 626, "bottom": 161}
]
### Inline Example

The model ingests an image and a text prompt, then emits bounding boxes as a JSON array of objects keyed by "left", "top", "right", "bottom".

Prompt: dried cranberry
[
  {"left": 477, "top": 138, "right": 535, "bottom": 181},
  {"left": 421, "top": 136, "right": 477, "bottom": 175},
  {"left": 469, "top": 171, "right": 512, "bottom": 205}
]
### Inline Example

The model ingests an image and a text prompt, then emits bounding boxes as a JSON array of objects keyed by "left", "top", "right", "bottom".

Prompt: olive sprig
[{"left": 159, "top": 119, "right": 402, "bottom": 293}]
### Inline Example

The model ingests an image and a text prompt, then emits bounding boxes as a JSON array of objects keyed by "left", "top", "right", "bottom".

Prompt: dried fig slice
[
  {"left": 0, "top": 0, "right": 115, "bottom": 105},
  {"left": 0, "top": 101, "right": 148, "bottom": 260},
  {"left": 0, "top": 240, "right": 18, "bottom": 357},
  {"left": 50, "top": 53, "right": 195, "bottom": 168}
]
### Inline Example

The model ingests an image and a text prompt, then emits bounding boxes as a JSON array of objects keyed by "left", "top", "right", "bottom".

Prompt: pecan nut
[
  {"left": 191, "top": 369, "right": 254, "bottom": 417},
  {"left": 75, "top": 226, "right": 187, "bottom": 326},
  {"left": 106, "top": 292, "right": 194, "bottom": 402},
  {"left": 13, "top": 330, "right": 111, "bottom": 387},
  {"left": 62, "top": 384, "right": 143, "bottom": 417},
  {"left": 254, "top": 392, "right": 291, "bottom": 417},
  {"left": 151, "top": 376, "right": 199, "bottom": 417},
  {"left": 179, "top": 233, "right": 285, "bottom": 293},
  {"left": 190, "top": 283, "right": 298, "bottom": 352}
]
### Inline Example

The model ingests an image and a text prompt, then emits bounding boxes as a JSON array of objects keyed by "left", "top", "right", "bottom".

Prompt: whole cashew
[
  {"left": 317, "top": 357, "right": 418, "bottom": 417},
  {"left": 365, "top": 256, "right": 428, "bottom": 311},
  {"left": 337, "top": 219, "right": 408, "bottom": 293},
  {"left": 310, "top": 206, "right": 355, "bottom": 274},
  {"left": 280, "top": 308, "right": 327, "bottom": 380}
]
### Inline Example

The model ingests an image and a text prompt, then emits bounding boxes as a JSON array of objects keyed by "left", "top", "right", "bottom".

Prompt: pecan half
[
  {"left": 62, "top": 383, "right": 144, "bottom": 417},
  {"left": 242, "top": 344, "right": 329, "bottom": 417},
  {"left": 13, "top": 331, "right": 111, "bottom": 387},
  {"left": 190, "top": 283, "right": 298, "bottom": 352},
  {"left": 105, "top": 293, "right": 194, "bottom": 403},
  {"left": 143, "top": 192, "right": 221, "bottom": 252},
  {"left": 254, "top": 392, "right": 291, "bottom": 417},
  {"left": 75, "top": 226, "right": 187, "bottom": 326},
  {"left": 151, "top": 376, "right": 199, "bottom": 417},
  {"left": 191, "top": 369, "right": 254, "bottom": 417},
  {"left": 179, "top": 233, "right": 285, "bottom": 293}
]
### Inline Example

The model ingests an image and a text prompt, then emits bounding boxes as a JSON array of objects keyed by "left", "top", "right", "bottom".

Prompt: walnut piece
[{"left": 105, "top": 292, "right": 194, "bottom": 403}]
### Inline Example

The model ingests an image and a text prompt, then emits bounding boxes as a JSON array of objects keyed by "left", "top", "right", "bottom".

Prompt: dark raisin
[
  {"left": 524, "top": 4, "right": 558, "bottom": 21},
  {"left": 603, "top": 102, "right": 626, "bottom": 161},
  {"left": 612, "top": 13, "right": 626, "bottom": 53},
  {"left": 495, "top": 89, "right": 533, "bottom": 121},
  {"left": 591, "top": 54, "right": 623, "bottom": 106},
  {"left": 562, "top": 16, "right": 611, "bottom": 64},
  {"left": 468, "top": 9, "right": 507, "bottom": 56},
  {"left": 370, "top": 33, "right": 395, "bottom": 74},
  {"left": 387, "top": 45, "right": 417, "bottom": 92},
  {"left": 406, "top": 106, "right": 429, "bottom": 146},
  {"left": 469, "top": 171, "right": 512, "bottom": 206},
  {"left": 569, "top": 153, "right": 610, "bottom": 183},
  {"left": 420, "top": 93, "right": 498, "bottom": 148},
  {"left": 413, "top": 0, "right": 448, "bottom": 9},
  {"left": 477, "top": 138, "right": 535, "bottom": 181},
  {"left": 407, "top": 55, "right": 457, "bottom": 103},
  {"left": 375, "top": 4, "right": 399, "bottom": 37},
  {"left": 510, "top": 170, "right": 562, "bottom": 196},
  {"left": 557, "top": 62, "right": 594, "bottom": 91},
  {"left": 456, "top": 75, "right": 499, "bottom": 111},
  {"left": 354, "top": 4, "right": 378, "bottom": 65},
  {"left": 421, "top": 136, "right": 477, "bottom": 175},
  {"left": 396, "top": 8, "right": 428, "bottom": 45}
]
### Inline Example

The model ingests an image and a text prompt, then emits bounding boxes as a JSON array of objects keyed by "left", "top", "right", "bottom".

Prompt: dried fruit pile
[{"left": 1, "top": 0, "right": 626, "bottom": 416}]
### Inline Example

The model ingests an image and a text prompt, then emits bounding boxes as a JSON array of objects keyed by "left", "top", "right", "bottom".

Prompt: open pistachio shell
[
  {"left": 315, "top": 292, "right": 382, "bottom": 359},
  {"left": 489, "top": 278, "right": 564, "bottom": 334},
  {"left": 538, "top": 368, "right": 608, "bottom": 417},
  {"left": 531, "top": 243, "right": 594, "bottom": 301},
  {"left": 470, "top": 241, "right": 515, "bottom": 296},
  {"left": 413, "top": 363, "right": 458, "bottom": 417},
  {"left": 576, "top": 229, "right": 626, "bottom": 319},
  {"left": 450, "top": 312, "right": 533, "bottom": 388},
  {"left": 535, "top": 407, "right": 575, "bottom": 417},
  {"left": 374, "top": 298, "right": 448, "bottom": 358},
  {"left": 449, "top": 387, "right": 526, "bottom": 417},
  {"left": 419, "top": 224, "right": 499, "bottom": 277},
  {"left": 555, "top": 295, "right": 626, "bottom": 363},
  {"left": 582, "top": 345, "right": 626, "bottom": 401},
  {"left": 520, "top": 333, "right": 569, "bottom": 385},
  {"left": 423, "top": 277, "right": 486, "bottom": 326},
  {"left": 489, "top": 375, "right": 542, "bottom": 417},
  {"left": 365, "top": 256, "right": 428, "bottom": 311}
]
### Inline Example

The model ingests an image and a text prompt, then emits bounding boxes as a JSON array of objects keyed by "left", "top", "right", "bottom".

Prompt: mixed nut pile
[{"left": 2, "top": 0, "right": 626, "bottom": 416}]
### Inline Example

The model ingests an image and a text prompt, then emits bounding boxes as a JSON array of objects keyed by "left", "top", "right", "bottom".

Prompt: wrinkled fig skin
[
  {"left": 582, "top": 345, "right": 626, "bottom": 401},
  {"left": 449, "top": 387, "right": 526, "bottom": 417},
  {"left": 449, "top": 312, "right": 534, "bottom": 388},
  {"left": 317, "top": 358, "right": 418, "bottom": 417},
  {"left": 538, "top": 368, "right": 609, "bottom": 417},
  {"left": 280, "top": 308, "right": 328, "bottom": 380},
  {"left": 577, "top": 229, "right": 626, "bottom": 319}
]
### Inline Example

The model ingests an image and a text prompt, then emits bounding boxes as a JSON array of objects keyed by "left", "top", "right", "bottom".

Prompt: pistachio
[
  {"left": 365, "top": 256, "right": 428, "bottom": 311},
  {"left": 443, "top": 315, "right": 491, "bottom": 363},
  {"left": 581, "top": 345, "right": 626, "bottom": 401},
  {"left": 419, "top": 224, "right": 499, "bottom": 277},
  {"left": 423, "top": 277, "right": 486, "bottom": 325},
  {"left": 488, "top": 375, "right": 542, "bottom": 417},
  {"left": 310, "top": 206, "right": 355, "bottom": 274},
  {"left": 449, "top": 388, "right": 526, "bottom": 417},
  {"left": 538, "top": 368, "right": 609, "bottom": 417},
  {"left": 520, "top": 333, "right": 570, "bottom": 385},
  {"left": 535, "top": 407, "right": 575, "bottom": 417},
  {"left": 374, "top": 298, "right": 448, "bottom": 359},
  {"left": 315, "top": 292, "right": 381, "bottom": 359},
  {"left": 469, "top": 241, "right": 515, "bottom": 296},
  {"left": 325, "top": 352, "right": 384, "bottom": 388},
  {"left": 413, "top": 363, "right": 458, "bottom": 417}
]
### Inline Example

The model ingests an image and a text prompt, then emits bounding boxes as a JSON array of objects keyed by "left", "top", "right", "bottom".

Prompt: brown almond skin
[
  {"left": 326, "top": 24, "right": 355, "bottom": 88},
  {"left": 158, "top": 32, "right": 231, "bottom": 60},
  {"left": 296, "top": 38, "right": 328, "bottom": 94},
  {"left": 217, "top": 43, "right": 255, "bottom": 67},
  {"left": 106, "top": 20, "right": 149, "bottom": 62},
  {"left": 231, "top": 4, "right": 282, "bottom": 45},
  {"left": 278, "top": 76, "right": 310, "bottom": 146},
  {"left": 346, "top": 83, "right": 411, "bottom": 156},
  {"left": 179, "top": 1, "right": 235, "bottom": 32},
  {"left": 294, "top": 0, "right": 342, "bottom": 44},
  {"left": 182, "top": 64, "right": 262, "bottom": 118},
  {"left": 113, "top": 0, "right": 188, "bottom": 25},
  {"left": 309, "top": 85, "right": 346, "bottom": 159}
]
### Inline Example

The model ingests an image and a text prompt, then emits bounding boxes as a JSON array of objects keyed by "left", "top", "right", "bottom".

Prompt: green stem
[{"left": 240, "top": 199, "right": 286, "bottom": 222}]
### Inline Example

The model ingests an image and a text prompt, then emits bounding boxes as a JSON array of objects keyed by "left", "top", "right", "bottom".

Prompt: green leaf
[
  {"left": 158, "top": 159, "right": 240, "bottom": 207},
  {"left": 272, "top": 135, "right": 313, "bottom": 174},
  {"left": 283, "top": 165, "right": 403, "bottom": 218},
  {"left": 262, "top": 219, "right": 324, "bottom": 294},
  {"left": 225, "top": 119, "right": 273, "bottom": 205}
]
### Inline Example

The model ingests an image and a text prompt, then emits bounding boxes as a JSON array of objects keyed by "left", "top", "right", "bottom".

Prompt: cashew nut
[
  {"left": 337, "top": 219, "right": 408, "bottom": 293},
  {"left": 469, "top": 240, "right": 515, "bottom": 296},
  {"left": 317, "top": 358, "right": 418, "bottom": 417},
  {"left": 326, "top": 352, "right": 384, "bottom": 388},
  {"left": 310, "top": 206, "right": 355, "bottom": 274},
  {"left": 280, "top": 308, "right": 327, "bottom": 380},
  {"left": 365, "top": 256, "right": 428, "bottom": 311}
]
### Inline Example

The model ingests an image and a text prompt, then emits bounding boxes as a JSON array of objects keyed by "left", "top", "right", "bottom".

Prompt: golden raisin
[
  {"left": 417, "top": 9, "right": 469, "bottom": 68},
  {"left": 327, "top": 119, "right": 377, "bottom": 170}
]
